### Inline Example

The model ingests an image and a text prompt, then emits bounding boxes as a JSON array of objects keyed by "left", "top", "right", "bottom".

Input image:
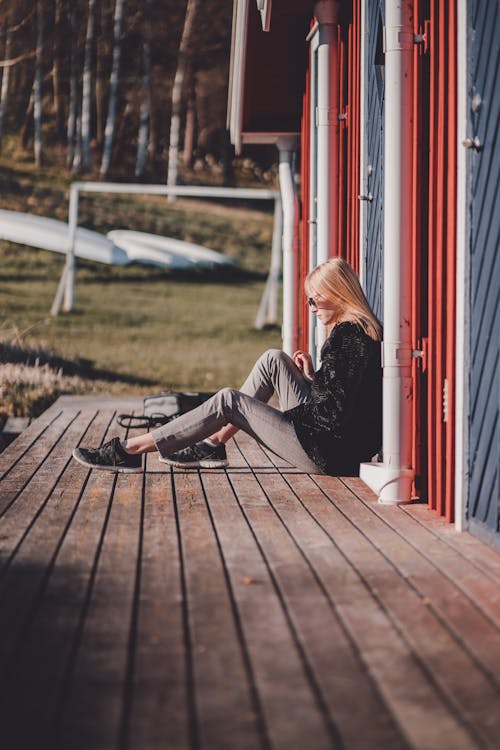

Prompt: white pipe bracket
[
  {"left": 384, "top": 26, "right": 414, "bottom": 52},
  {"left": 381, "top": 341, "right": 412, "bottom": 367}
]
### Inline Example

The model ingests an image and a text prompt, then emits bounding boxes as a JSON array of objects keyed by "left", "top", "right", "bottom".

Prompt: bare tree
[
  {"left": 66, "top": 1, "right": 79, "bottom": 169},
  {"left": 100, "top": 0, "right": 125, "bottom": 177},
  {"left": 51, "top": 0, "right": 64, "bottom": 136},
  {"left": 0, "top": 17, "right": 13, "bottom": 150},
  {"left": 33, "top": 0, "right": 43, "bottom": 166},
  {"left": 81, "top": 0, "right": 96, "bottom": 172},
  {"left": 182, "top": 74, "right": 196, "bottom": 169},
  {"left": 135, "top": 0, "right": 152, "bottom": 177},
  {"left": 167, "top": 0, "right": 199, "bottom": 199},
  {"left": 95, "top": 3, "right": 109, "bottom": 148}
]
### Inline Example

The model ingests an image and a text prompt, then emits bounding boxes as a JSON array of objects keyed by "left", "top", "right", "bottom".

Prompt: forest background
[
  {"left": 0, "top": 0, "right": 278, "bottom": 181},
  {"left": 0, "top": 0, "right": 281, "bottom": 427}
]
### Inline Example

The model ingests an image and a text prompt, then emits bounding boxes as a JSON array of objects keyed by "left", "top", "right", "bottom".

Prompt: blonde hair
[{"left": 305, "top": 257, "right": 382, "bottom": 340}]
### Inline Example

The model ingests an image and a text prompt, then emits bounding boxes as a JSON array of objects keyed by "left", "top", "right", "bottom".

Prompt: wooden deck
[{"left": 1, "top": 396, "right": 500, "bottom": 750}]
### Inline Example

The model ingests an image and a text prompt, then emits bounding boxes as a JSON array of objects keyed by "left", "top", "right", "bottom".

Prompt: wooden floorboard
[{"left": 1, "top": 396, "right": 500, "bottom": 750}]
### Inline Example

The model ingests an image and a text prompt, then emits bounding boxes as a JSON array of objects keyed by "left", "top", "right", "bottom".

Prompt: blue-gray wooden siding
[
  {"left": 467, "top": 0, "right": 500, "bottom": 544},
  {"left": 363, "top": 0, "right": 385, "bottom": 322}
]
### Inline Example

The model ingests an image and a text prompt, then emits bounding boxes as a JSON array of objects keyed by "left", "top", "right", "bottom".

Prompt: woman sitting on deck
[{"left": 72, "top": 258, "right": 383, "bottom": 476}]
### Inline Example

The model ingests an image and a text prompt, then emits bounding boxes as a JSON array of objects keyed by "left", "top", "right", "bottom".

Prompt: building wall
[
  {"left": 466, "top": 0, "right": 500, "bottom": 544},
  {"left": 295, "top": 0, "right": 498, "bottom": 534},
  {"left": 362, "top": 0, "right": 385, "bottom": 322}
]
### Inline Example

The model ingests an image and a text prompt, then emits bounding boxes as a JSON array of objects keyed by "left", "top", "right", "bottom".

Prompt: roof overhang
[{"left": 227, "top": 0, "right": 314, "bottom": 153}]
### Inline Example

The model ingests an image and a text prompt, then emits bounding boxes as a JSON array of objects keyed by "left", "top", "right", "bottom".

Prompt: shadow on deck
[{"left": 0, "top": 396, "right": 499, "bottom": 750}]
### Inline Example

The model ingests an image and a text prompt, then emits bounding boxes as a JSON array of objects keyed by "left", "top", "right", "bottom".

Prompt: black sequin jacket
[{"left": 286, "top": 321, "right": 382, "bottom": 475}]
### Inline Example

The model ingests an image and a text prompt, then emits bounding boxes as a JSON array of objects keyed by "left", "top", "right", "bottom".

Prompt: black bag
[{"left": 117, "top": 391, "right": 215, "bottom": 429}]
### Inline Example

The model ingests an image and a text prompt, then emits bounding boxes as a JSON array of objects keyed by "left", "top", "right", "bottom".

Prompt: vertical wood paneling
[
  {"left": 345, "top": 0, "right": 361, "bottom": 272},
  {"left": 425, "top": 0, "right": 458, "bottom": 521},
  {"left": 364, "top": 0, "right": 384, "bottom": 322},
  {"left": 299, "top": 67, "right": 312, "bottom": 351},
  {"left": 468, "top": 0, "right": 500, "bottom": 542},
  {"left": 411, "top": 0, "right": 430, "bottom": 499}
]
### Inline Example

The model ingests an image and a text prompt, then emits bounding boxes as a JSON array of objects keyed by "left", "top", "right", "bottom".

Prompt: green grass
[{"left": 0, "top": 157, "right": 282, "bottom": 412}]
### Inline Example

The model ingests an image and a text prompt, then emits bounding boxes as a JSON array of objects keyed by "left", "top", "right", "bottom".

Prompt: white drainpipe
[
  {"left": 277, "top": 136, "right": 299, "bottom": 356},
  {"left": 313, "top": 1, "right": 341, "bottom": 355},
  {"left": 360, "top": 0, "right": 414, "bottom": 503},
  {"left": 314, "top": 0, "right": 340, "bottom": 266}
]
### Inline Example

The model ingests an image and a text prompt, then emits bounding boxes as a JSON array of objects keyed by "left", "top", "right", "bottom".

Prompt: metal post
[
  {"left": 64, "top": 184, "right": 79, "bottom": 311},
  {"left": 255, "top": 193, "right": 282, "bottom": 329}
]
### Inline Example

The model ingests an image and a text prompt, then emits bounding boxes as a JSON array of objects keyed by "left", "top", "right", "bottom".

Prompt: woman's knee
[
  {"left": 259, "top": 348, "right": 285, "bottom": 367},
  {"left": 217, "top": 387, "right": 237, "bottom": 411}
]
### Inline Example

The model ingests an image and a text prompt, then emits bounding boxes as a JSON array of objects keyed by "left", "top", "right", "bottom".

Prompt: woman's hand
[{"left": 293, "top": 350, "right": 315, "bottom": 381}]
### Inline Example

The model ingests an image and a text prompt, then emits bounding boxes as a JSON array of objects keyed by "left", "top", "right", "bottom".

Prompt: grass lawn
[{"left": 0, "top": 156, "right": 282, "bottom": 417}]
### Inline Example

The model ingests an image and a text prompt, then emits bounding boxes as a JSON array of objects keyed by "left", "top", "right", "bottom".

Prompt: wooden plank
[
  {"left": 233, "top": 433, "right": 276, "bottom": 474},
  {"left": 286, "top": 472, "right": 500, "bottom": 749},
  {"left": 0, "top": 408, "right": 80, "bottom": 516},
  {"left": 173, "top": 468, "right": 264, "bottom": 750},
  {"left": 56, "top": 422, "right": 144, "bottom": 750},
  {"left": 125, "top": 453, "right": 190, "bottom": 750},
  {"left": 342, "top": 476, "right": 500, "bottom": 628},
  {"left": 224, "top": 435, "right": 250, "bottom": 470},
  {"left": 403, "top": 502, "right": 500, "bottom": 582},
  {"left": 0, "top": 410, "right": 94, "bottom": 564},
  {"left": 316, "top": 476, "right": 500, "bottom": 681},
  {"left": 0, "top": 409, "right": 115, "bottom": 748},
  {"left": 219, "top": 442, "right": 411, "bottom": 750},
  {"left": 201, "top": 466, "right": 336, "bottom": 750},
  {"left": 235, "top": 430, "right": 305, "bottom": 474},
  {"left": 0, "top": 405, "right": 61, "bottom": 479},
  {"left": 247, "top": 469, "right": 479, "bottom": 750}
]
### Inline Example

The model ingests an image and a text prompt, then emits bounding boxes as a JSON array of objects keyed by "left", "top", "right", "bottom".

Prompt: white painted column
[
  {"left": 277, "top": 136, "right": 299, "bottom": 356},
  {"left": 360, "top": 0, "right": 414, "bottom": 503}
]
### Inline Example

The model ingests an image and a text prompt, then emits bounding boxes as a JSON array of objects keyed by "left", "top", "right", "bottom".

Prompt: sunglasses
[{"left": 307, "top": 297, "right": 318, "bottom": 308}]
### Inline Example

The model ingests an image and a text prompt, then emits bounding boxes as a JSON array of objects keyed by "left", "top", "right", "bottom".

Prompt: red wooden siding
[
  {"left": 298, "top": 6, "right": 362, "bottom": 351},
  {"left": 411, "top": 0, "right": 430, "bottom": 501},
  {"left": 297, "top": 1, "right": 458, "bottom": 522},
  {"left": 426, "top": 0, "right": 457, "bottom": 521},
  {"left": 299, "top": 67, "right": 311, "bottom": 352},
  {"left": 345, "top": 0, "right": 361, "bottom": 272}
]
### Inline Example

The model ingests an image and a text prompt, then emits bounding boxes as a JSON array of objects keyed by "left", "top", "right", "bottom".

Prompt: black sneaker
[
  {"left": 72, "top": 437, "right": 143, "bottom": 473},
  {"left": 158, "top": 441, "right": 228, "bottom": 469}
]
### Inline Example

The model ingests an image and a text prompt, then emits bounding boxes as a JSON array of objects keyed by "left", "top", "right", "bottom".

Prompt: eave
[{"left": 227, "top": 0, "right": 314, "bottom": 153}]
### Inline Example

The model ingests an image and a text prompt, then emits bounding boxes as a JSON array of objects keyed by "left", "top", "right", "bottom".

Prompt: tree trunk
[
  {"left": 81, "top": 0, "right": 96, "bottom": 173},
  {"left": 66, "top": 2, "right": 79, "bottom": 169},
  {"left": 33, "top": 0, "right": 43, "bottom": 167},
  {"left": 221, "top": 128, "right": 235, "bottom": 185},
  {"left": 182, "top": 75, "right": 196, "bottom": 169},
  {"left": 52, "top": 0, "right": 64, "bottom": 137},
  {"left": 166, "top": 0, "right": 199, "bottom": 199},
  {"left": 0, "top": 20, "right": 12, "bottom": 151},
  {"left": 95, "top": 4, "right": 107, "bottom": 148},
  {"left": 20, "top": 92, "right": 34, "bottom": 150},
  {"left": 100, "top": 0, "right": 125, "bottom": 178},
  {"left": 72, "top": 110, "right": 82, "bottom": 173},
  {"left": 135, "top": 0, "right": 152, "bottom": 177}
]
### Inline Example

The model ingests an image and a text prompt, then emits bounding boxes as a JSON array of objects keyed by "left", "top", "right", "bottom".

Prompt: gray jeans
[{"left": 151, "top": 349, "right": 323, "bottom": 473}]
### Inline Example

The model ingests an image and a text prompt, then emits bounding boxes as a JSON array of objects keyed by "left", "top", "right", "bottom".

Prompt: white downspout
[
  {"left": 314, "top": 0, "right": 341, "bottom": 356},
  {"left": 277, "top": 136, "right": 299, "bottom": 356},
  {"left": 360, "top": 0, "right": 414, "bottom": 503}
]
